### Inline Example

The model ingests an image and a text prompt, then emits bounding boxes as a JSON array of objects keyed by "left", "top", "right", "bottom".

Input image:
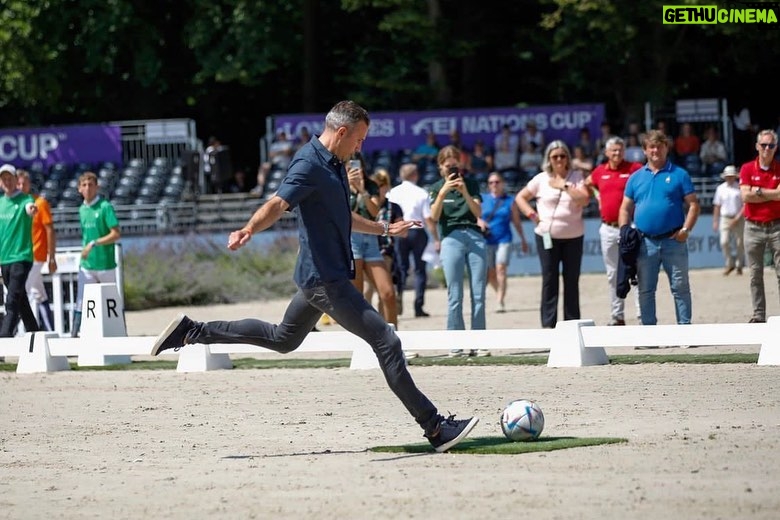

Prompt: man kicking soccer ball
[{"left": 151, "top": 100, "right": 478, "bottom": 452}]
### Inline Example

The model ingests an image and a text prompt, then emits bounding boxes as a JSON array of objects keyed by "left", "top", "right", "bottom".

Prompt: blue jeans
[
  {"left": 189, "top": 279, "right": 440, "bottom": 434},
  {"left": 636, "top": 236, "right": 692, "bottom": 325},
  {"left": 439, "top": 228, "right": 487, "bottom": 330}
]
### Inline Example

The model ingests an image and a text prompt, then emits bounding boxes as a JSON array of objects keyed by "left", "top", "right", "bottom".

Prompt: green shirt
[
  {"left": 0, "top": 191, "right": 35, "bottom": 265},
  {"left": 429, "top": 177, "right": 483, "bottom": 238},
  {"left": 79, "top": 197, "right": 120, "bottom": 270},
  {"left": 348, "top": 176, "right": 380, "bottom": 220}
]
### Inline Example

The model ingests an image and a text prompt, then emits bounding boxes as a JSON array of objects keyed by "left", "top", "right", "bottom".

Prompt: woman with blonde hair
[
  {"left": 514, "top": 140, "right": 591, "bottom": 328},
  {"left": 346, "top": 156, "right": 398, "bottom": 328},
  {"left": 363, "top": 168, "right": 403, "bottom": 324}
]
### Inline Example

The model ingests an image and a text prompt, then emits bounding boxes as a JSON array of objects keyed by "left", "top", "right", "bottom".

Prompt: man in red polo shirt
[
  {"left": 739, "top": 130, "right": 780, "bottom": 323},
  {"left": 740, "top": 129, "right": 780, "bottom": 323},
  {"left": 586, "top": 136, "right": 643, "bottom": 325}
]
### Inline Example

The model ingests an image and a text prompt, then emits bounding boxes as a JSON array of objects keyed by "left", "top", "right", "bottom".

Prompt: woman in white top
[{"left": 514, "top": 141, "right": 591, "bottom": 328}]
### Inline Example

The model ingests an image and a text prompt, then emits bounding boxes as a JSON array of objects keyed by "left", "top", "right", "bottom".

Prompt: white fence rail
[{"left": 2, "top": 318, "right": 779, "bottom": 374}]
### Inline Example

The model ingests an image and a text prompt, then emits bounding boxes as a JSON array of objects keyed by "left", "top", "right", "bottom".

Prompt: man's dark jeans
[
  {"left": 190, "top": 278, "right": 440, "bottom": 433},
  {"left": 396, "top": 228, "right": 429, "bottom": 314},
  {"left": 0, "top": 261, "right": 40, "bottom": 337}
]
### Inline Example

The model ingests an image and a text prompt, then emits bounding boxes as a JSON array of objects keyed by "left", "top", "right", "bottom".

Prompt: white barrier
[
  {"left": 0, "top": 282, "right": 776, "bottom": 373},
  {"left": 15, "top": 332, "right": 70, "bottom": 374},
  {"left": 77, "top": 283, "right": 132, "bottom": 367},
  {"left": 2, "top": 316, "right": 778, "bottom": 374}
]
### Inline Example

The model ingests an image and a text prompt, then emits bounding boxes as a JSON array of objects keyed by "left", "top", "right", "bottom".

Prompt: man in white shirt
[
  {"left": 712, "top": 165, "right": 745, "bottom": 275},
  {"left": 388, "top": 163, "right": 437, "bottom": 317}
]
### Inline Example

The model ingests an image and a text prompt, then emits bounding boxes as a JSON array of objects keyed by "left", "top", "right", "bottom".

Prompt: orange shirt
[
  {"left": 32, "top": 194, "right": 53, "bottom": 262},
  {"left": 674, "top": 135, "right": 700, "bottom": 156}
]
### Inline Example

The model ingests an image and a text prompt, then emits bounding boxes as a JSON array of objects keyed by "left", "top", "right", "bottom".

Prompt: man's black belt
[
  {"left": 746, "top": 218, "right": 780, "bottom": 228},
  {"left": 640, "top": 227, "right": 681, "bottom": 240}
]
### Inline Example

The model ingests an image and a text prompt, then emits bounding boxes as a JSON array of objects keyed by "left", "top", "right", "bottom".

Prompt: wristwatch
[
  {"left": 680, "top": 227, "right": 689, "bottom": 235},
  {"left": 756, "top": 187, "right": 764, "bottom": 196},
  {"left": 381, "top": 221, "right": 390, "bottom": 237}
]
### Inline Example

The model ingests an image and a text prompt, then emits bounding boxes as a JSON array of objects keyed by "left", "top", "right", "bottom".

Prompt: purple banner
[
  {"left": 0, "top": 124, "right": 122, "bottom": 168},
  {"left": 272, "top": 104, "right": 605, "bottom": 154}
]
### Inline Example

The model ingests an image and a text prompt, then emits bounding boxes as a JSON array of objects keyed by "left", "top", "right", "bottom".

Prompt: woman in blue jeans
[{"left": 429, "top": 145, "right": 488, "bottom": 357}]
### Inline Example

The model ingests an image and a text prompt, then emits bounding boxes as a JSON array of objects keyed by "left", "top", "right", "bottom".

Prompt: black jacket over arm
[{"left": 617, "top": 225, "right": 641, "bottom": 299}]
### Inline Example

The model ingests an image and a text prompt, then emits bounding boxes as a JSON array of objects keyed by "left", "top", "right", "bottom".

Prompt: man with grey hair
[
  {"left": 151, "top": 101, "right": 479, "bottom": 452},
  {"left": 739, "top": 129, "right": 780, "bottom": 323},
  {"left": 585, "top": 136, "right": 643, "bottom": 325},
  {"left": 388, "top": 163, "right": 437, "bottom": 318}
]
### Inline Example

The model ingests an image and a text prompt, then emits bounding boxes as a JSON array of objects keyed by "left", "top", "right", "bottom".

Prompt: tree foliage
[{"left": 0, "top": 0, "right": 777, "bottom": 167}]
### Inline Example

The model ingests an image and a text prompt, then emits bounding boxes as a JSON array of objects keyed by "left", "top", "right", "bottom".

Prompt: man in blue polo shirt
[
  {"left": 151, "top": 100, "right": 478, "bottom": 453},
  {"left": 618, "top": 129, "right": 700, "bottom": 327}
]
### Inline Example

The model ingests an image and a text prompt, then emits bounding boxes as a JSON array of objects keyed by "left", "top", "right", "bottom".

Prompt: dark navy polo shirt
[
  {"left": 275, "top": 136, "right": 355, "bottom": 288},
  {"left": 624, "top": 160, "right": 695, "bottom": 236}
]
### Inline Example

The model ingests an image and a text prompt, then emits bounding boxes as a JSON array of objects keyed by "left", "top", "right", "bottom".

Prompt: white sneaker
[{"left": 496, "top": 303, "right": 506, "bottom": 313}]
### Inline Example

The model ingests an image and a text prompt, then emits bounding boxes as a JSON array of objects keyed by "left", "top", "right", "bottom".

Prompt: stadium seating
[{"left": 13, "top": 150, "right": 722, "bottom": 243}]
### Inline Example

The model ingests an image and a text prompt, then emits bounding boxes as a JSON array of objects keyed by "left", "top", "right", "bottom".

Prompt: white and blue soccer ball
[{"left": 501, "top": 399, "right": 544, "bottom": 441}]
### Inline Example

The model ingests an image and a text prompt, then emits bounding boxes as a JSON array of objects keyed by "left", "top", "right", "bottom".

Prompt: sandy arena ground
[{"left": 2, "top": 268, "right": 780, "bottom": 519}]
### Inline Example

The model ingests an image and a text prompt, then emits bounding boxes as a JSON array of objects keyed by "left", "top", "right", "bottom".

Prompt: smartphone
[
  {"left": 349, "top": 159, "right": 361, "bottom": 170},
  {"left": 448, "top": 166, "right": 461, "bottom": 177}
]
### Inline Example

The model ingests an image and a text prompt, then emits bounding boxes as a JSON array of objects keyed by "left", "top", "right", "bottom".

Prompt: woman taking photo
[
  {"left": 363, "top": 168, "right": 403, "bottom": 323},
  {"left": 347, "top": 154, "right": 398, "bottom": 329},
  {"left": 430, "top": 145, "right": 488, "bottom": 357},
  {"left": 514, "top": 141, "right": 590, "bottom": 328}
]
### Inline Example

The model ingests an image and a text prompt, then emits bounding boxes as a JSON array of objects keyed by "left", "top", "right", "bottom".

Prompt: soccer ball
[{"left": 501, "top": 399, "right": 544, "bottom": 441}]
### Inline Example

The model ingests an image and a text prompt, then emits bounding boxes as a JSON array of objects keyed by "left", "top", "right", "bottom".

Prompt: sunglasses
[
  {"left": 759, "top": 143, "right": 777, "bottom": 150},
  {"left": 550, "top": 154, "right": 567, "bottom": 160}
]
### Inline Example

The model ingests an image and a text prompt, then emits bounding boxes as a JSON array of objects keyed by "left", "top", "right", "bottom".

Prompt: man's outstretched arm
[{"left": 227, "top": 195, "right": 290, "bottom": 250}]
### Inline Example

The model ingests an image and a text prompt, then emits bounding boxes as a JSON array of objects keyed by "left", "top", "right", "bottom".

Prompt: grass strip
[{"left": 371, "top": 436, "right": 628, "bottom": 455}]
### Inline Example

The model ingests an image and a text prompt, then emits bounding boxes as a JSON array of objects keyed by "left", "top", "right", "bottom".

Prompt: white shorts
[
  {"left": 487, "top": 242, "right": 512, "bottom": 268},
  {"left": 76, "top": 268, "right": 117, "bottom": 310},
  {"left": 26, "top": 261, "right": 49, "bottom": 304}
]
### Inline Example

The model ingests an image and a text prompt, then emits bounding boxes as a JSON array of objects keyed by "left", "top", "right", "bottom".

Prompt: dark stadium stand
[{"left": 13, "top": 150, "right": 720, "bottom": 242}]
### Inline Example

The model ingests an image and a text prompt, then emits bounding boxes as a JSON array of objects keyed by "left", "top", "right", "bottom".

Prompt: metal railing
[
  {"left": 51, "top": 174, "right": 719, "bottom": 241},
  {"left": 51, "top": 193, "right": 297, "bottom": 240}
]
